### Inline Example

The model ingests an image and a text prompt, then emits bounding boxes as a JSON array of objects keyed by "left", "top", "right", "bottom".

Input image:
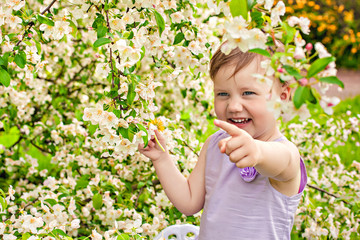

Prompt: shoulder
[
  {"left": 276, "top": 137, "right": 300, "bottom": 161},
  {"left": 208, "top": 130, "right": 229, "bottom": 144},
  {"left": 198, "top": 130, "right": 226, "bottom": 158}
]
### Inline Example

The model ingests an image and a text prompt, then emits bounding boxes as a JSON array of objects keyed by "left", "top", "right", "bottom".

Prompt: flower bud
[
  {"left": 299, "top": 78, "right": 308, "bottom": 86},
  {"left": 28, "top": 33, "right": 33, "bottom": 38},
  {"left": 277, "top": 67, "right": 285, "bottom": 73},
  {"left": 305, "top": 43, "right": 313, "bottom": 51}
]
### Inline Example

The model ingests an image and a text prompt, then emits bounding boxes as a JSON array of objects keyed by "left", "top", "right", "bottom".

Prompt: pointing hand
[{"left": 214, "top": 119, "right": 261, "bottom": 168}]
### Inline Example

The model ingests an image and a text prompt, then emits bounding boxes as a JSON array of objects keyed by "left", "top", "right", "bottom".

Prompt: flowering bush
[
  {"left": 0, "top": 0, "right": 358, "bottom": 239},
  {"left": 282, "top": 99, "right": 360, "bottom": 239},
  {"left": 284, "top": 0, "right": 360, "bottom": 69}
]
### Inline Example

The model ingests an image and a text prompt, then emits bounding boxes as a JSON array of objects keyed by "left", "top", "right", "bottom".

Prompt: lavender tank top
[{"left": 198, "top": 130, "right": 307, "bottom": 240}]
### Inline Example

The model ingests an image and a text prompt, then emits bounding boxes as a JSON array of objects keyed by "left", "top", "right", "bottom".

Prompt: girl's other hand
[{"left": 138, "top": 130, "right": 169, "bottom": 161}]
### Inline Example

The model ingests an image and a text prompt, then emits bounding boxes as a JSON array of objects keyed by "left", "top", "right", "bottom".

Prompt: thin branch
[
  {"left": 9, "top": 136, "right": 23, "bottom": 150},
  {"left": 182, "top": 141, "right": 199, "bottom": 157},
  {"left": 14, "top": 0, "right": 58, "bottom": 48},
  {"left": 105, "top": 10, "right": 115, "bottom": 89},
  {"left": 14, "top": 22, "right": 35, "bottom": 48},
  {"left": 30, "top": 140, "right": 52, "bottom": 154},
  {"left": 135, "top": 186, "right": 144, "bottom": 208},
  {"left": 37, "top": 76, "right": 55, "bottom": 82},
  {"left": 65, "top": 60, "right": 96, "bottom": 88},
  {"left": 165, "top": 58, "right": 176, "bottom": 69},
  {"left": 69, "top": 82, "right": 107, "bottom": 94},
  {"left": 40, "top": 0, "right": 58, "bottom": 15},
  {"left": 307, "top": 183, "right": 349, "bottom": 205},
  {"left": 24, "top": 197, "right": 39, "bottom": 210},
  {"left": 131, "top": 179, "right": 160, "bottom": 191}
]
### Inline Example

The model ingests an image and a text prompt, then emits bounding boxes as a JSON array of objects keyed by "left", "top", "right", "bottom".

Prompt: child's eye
[
  {"left": 217, "top": 92, "right": 229, "bottom": 96},
  {"left": 243, "top": 91, "right": 255, "bottom": 96}
]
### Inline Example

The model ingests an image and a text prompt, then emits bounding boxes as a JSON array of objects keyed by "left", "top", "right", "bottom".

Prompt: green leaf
[
  {"left": 127, "top": 83, "right": 135, "bottom": 105},
  {"left": 293, "top": 86, "right": 314, "bottom": 109},
  {"left": 0, "top": 56, "right": 6, "bottom": 66},
  {"left": 93, "top": 37, "right": 111, "bottom": 48},
  {"left": 248, "top": 48, "right": 271, "bottom": 58},
  {"left": 0, "top": 69, "right": 10, "bottom": 87},
  {"left": 319, "top": 76, "right": 344, "bottom": 88},
  {"left": 307, "top": 56, "right": 335, "bottom": 78},
  {"left": 173, "top": 32, "right": 185, "bottom": 45},
  {"left": 97, "top": 25, "right": 107, "bottom": 39},
  {"left": 154, "top": 10, "right": 165, "bottom": 37},
  {"left": 93, "top": 193, "right": 103, "bottom": 210},
  {"left": 52, "top": 229, "right": 68, "bottom": 237},
  {"left": 118, "top": 127, "right": 129, "bottom": 139},
  {"left": 44, "top": 198, "right": 57, "bottom": 206},
  {"left": 250, "top": 11, "right": 264, "bottom": 27},
  {"left": 0, "top": 189, "right": 5, "bottom": 198},
  {"left": 0, "top": 196, "right": 7, "bottom": 211},
  {"left": 22, "top": 233, "right": 32, "bottom": 240},
  {"left": 37, "top": 14, "right": 55, "bottom": 26},
  {"left": 137, "top": 181, "right": 146, "bottom": 189},
  {"left": 75, "top": 174, "right": 90, "bottom": 190},
  {"left": 137, "top": 123, "right": 149, "bottom": 147},
  {"left": 14, "top": 51, "right": 26, "bottom": 69},
  {"left": 229, "top": 0, "right": 248, "bottom": 20},
  {"left": 117, "top": 234, "right": 130, "bottom": 240},
  {"left": 282, "top": 22, "right": 296, "bottom": 44},
  {"left": 247, "top": 0, "right": 257, "bottom": 9},
  {"left": 34, "top": 39, "right": 42, "bottom": 53},
  {"left": 283, "top": 65, "right": 303, "bottom": 80}
]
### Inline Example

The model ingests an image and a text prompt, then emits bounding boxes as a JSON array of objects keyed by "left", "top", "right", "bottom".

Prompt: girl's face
[{"left": 213, "top": 58, "right": 287, "bottom": 141}]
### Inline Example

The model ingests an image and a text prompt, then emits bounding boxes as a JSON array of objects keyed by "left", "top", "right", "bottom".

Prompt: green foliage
[
  {"left": 284, "top": 0, "right": 360, "bottom": 69},
  {"left": 229, "top": 0, "right": 248, "bottom": 20}
]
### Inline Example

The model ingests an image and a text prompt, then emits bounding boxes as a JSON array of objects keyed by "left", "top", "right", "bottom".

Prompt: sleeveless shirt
[{"left": 198, "top": 130, "right": 307, "bottom": 240}]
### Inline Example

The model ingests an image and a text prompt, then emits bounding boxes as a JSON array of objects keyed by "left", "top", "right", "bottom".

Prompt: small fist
[{"left": 214, "top": 119, "right": 261, "bottom": 168}]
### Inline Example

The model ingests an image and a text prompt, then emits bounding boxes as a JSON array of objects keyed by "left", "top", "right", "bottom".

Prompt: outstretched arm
[
  {"left": 138, "top": 130, "right": 210, "bottom": 216},
  {"left": 214, "top": 119, "right": 301, "bottom": 196}
]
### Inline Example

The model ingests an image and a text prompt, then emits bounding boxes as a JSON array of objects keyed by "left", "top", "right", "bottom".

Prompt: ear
[{"left": 280, "top": 83, "right": 291, "bottom": 101}]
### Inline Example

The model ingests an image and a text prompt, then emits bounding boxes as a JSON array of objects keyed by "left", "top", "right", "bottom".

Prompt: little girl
[{"left": 139, "top": 45, "right": 307, "bottom": 239}]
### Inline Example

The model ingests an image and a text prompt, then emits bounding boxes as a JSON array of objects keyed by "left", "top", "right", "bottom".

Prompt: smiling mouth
[{"left": 229, "top": 118, "right": 251, "bottom": 124}]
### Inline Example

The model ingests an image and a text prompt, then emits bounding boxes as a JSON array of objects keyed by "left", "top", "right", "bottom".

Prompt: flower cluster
[
  {"left": 209, "top": 0, "right": 343, "bottom": 121},
  {"left": 282, "top": 106, "right": 360, "bottom": 239},
  {"left": 0, "top": 0, "right": 357, "bottom": 239}
]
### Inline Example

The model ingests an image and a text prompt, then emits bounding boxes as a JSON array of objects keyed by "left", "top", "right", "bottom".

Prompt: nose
[{"left": 227, "top": 97, "right": 243, "bottom": 113}]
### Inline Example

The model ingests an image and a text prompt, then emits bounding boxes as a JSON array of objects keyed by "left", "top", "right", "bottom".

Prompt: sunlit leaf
[
  {"left": 319, "top": 76, "right": 344, "bottom": 88},
  {"left": 0, "top": 69, "right": 10, "bottom": 87},
  {"left": 93, "top": 37, "right": 111, "bottom": 48},
  {"left": 230, "top": 0, "right": 248, "bottom": 20},
  {"left": 307, "top": 56, "right": 336, "bottom": 78},
  {"left": 154, "top": 10, "right": 165, "bottom": 37}
]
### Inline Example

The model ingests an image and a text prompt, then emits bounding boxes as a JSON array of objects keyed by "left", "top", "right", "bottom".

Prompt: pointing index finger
[{"left": 214, "top": 119, "right": 243, "bottom": 136}]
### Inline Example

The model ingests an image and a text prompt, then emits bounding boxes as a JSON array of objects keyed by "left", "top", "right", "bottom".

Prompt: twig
[
  {"left": 182, "top": 141, "right": 199, "bottom": 157},
  {"left": 105, "top": 10, "right": 115, "bottom": 88},
  {"left": 30, "top": 140, "right": 52, "bottom": 154},
  {"left": 40, "top": 0, "right": 58, "bottom": 15},
  {"left": 135, "top": 186, "right": 144, "bottom": 208},
  {"left": 131, "top": 179, "right": 160, "bottom": 191},
  {"left": 24, "top": 197, "right": 39, "bottom": 210},
  {"left": 9, "top": 136, "right": 23, "bottom": 150},
  {"left": 65, "top": 60, "right": 96, "bottom": 88},
  {"left": 307, "top": 183, "right": 349, "bottom": 205},
  {"left": 14, "top": 0, "right": 58, "bottom": 48}
]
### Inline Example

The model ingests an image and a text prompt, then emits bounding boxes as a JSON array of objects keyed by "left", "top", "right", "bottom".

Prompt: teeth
[{"left": 231, "top": 118, "right": 249, "bottom": 123}]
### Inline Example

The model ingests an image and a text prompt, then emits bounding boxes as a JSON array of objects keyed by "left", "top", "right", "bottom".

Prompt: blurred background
[{"left": 284, "top": 0, "right": 360, "bottom": 99}]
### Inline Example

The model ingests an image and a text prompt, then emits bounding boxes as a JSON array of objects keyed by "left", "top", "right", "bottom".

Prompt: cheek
[{"left": 214, "top": 99, "right": 225, "bottom": 116}]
